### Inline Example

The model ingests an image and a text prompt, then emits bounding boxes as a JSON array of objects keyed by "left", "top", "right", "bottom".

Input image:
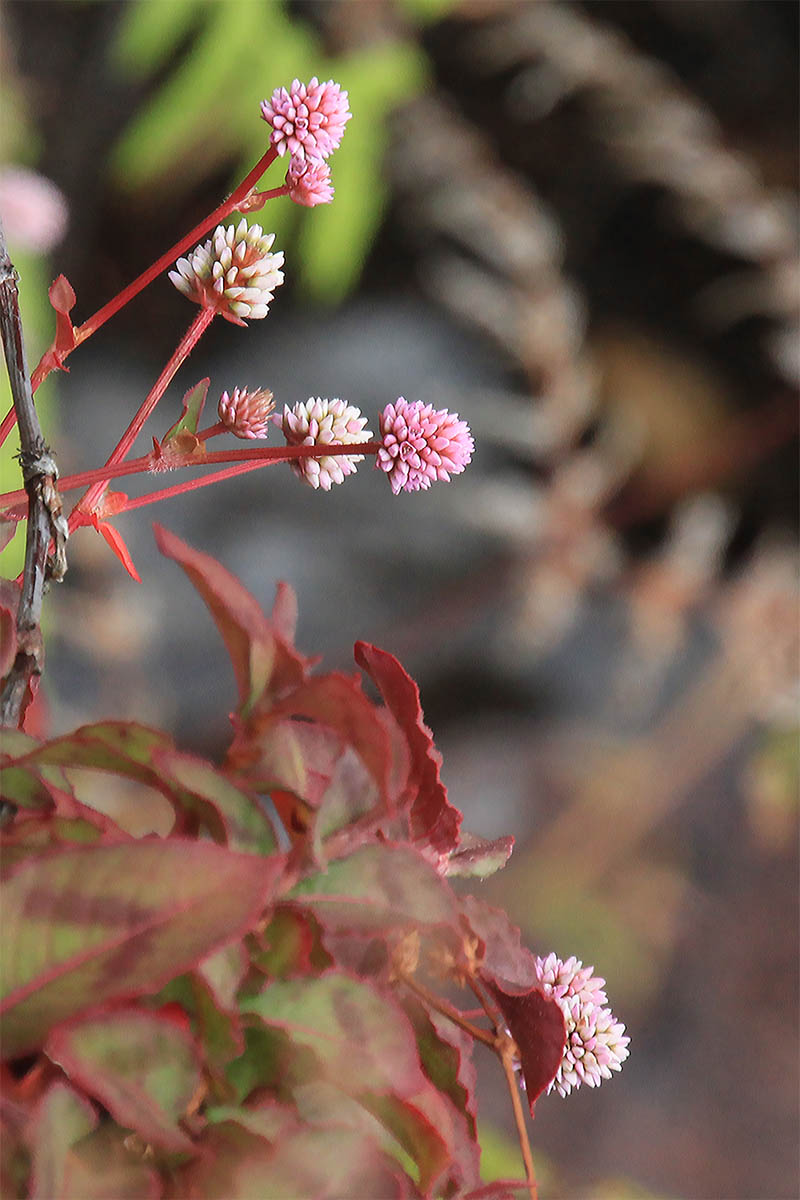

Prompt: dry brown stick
[{"left": 0, "top": 227, "right": 67, "bottom": 731}]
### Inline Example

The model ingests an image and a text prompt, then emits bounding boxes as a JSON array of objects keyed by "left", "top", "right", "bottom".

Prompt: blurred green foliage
[{"left": 110, "top": 0, "right": 432, "bottom": 302}]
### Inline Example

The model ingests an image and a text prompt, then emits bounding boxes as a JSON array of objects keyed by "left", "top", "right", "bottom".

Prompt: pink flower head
[
  {"left": 169, "top": 219, "right": 284, "bottom": 325},
  {"left": 260, "top": 77, "right": 351, "bottom": 163},
  {"left": 218, "top": 387, "right": 275, "bottom": 439},
  {"left": 285, "top": 157, "right": 334, "bottom": 207},
  {"left": 535, "top": 953, "right": 630, "bottom": 1097},
  {"left": 0, "top": 166, "right": 68, "bottom": 254},
  {"left": 279, "top": 397, "right": 373, "bottom": 490},
  {"left": 377, "top": 398, "right": 474, "bottom": 495}
]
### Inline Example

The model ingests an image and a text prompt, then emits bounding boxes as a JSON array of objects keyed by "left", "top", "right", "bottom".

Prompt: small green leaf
[{"left": 162, "top": 378, "right": 209, "bottom": 444}]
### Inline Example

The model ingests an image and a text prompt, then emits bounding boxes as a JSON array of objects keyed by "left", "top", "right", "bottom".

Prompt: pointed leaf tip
[{"left": 354, "top": 641, "right": 461, "bottom": 855}]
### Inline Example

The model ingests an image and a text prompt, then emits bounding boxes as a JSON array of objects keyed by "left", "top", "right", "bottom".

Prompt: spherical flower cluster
[
  {"left": 218, "top": 387, "right": 275, "bottom": 439},
  {"left": 279, "top": 397, "right": 373, "bottom": 491},
  {"left": 169, "top": 219, "right": 284, "bottom": 324},
  {"left": 0, "top": 166, "right": 68, "bottom": 254},
  {"left": 260, "top": 77, "right": 351, "bottom": 164},
  {"left": 535, "top": 953, "right": 630, "bottom": 1097},
  {"left": 377, "top": 398, "right": 474, "bottom": 495},
  {"left": 285, "top": 158, "right": 334, "bottom": 208}
]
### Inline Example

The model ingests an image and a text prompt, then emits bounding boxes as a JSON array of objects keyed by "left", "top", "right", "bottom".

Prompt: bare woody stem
[
  {"left": 0, "top": 231, "right": 66, "bottom": 729},
  {"left": 28, "top": 146, "right": 278, "bottom": 394},
  {"left": 70, "top": 307, "right": 214, "bottom": 528}
]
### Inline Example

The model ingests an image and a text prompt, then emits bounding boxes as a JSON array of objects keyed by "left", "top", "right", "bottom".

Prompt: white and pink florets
[
  {"left": 377, "top": 398, "right": 474, "bottom": 495},
  {"left": 534, "top": 953, "right": 630, "bottom": 1097},
  {"left": 279, "top": 397, "right": 373, "bottom": 491},
  {"left": 260, "top": 77, "right": 351, "bottom": 164}
]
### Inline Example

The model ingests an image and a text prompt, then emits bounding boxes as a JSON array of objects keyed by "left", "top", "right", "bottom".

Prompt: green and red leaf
[
  {"left": 46, "top": 1007, "right": 203, "bottom": 1151},
  {"left": 289, "top": 843, "right": 460, "bottom": 936},
  {"left": 163, "top": 378, "right": 209, "bottom": 443},
  {"left": 1, "top": 839, "right": 284, "bottom": 1057},
  {"left": 154, "top": 525, "right": 309, "bottom": 714},
  {"left": 241, "top": 971, "right": 425, "bottom": 1098},
  {"left": 27, "top": 1081, "right": 97, "bottom": 1200}
]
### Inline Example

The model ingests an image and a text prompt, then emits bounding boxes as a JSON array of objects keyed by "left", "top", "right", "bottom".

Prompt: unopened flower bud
[
  {"left": 218, "top": 387, "right": 275, "bottom": 439},
  {"left": 285, "top": 157, "right": 334, "bottom": 208}
]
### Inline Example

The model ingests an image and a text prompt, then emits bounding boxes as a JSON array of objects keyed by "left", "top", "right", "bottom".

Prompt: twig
[
  {"left": 498, "top": 1034, "right": 537, "bottom": 1199},
  {"left": 0, "top": 227, "right": 67, "bottom": 730},
  {"left": 470, "top": 975, "right": 537, "bottom": 1199},
  {"left": 398, "top": 971, "right": 496, "bottom": 1048}
]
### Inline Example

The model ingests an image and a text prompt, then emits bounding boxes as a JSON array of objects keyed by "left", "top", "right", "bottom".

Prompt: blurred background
[{"left": 1, "top": 1, "right": 798, "bottom": 1195}]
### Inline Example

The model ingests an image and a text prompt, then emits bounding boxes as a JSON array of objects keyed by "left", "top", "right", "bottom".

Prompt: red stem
[
  {"left": 196, "top": 421, "right": 227, "bottom": 442},
  {"left": 115, "top": 460, "right": 277, "bottom": 512},
  {"left": 70, "top": 306, "right": 214, "bottom": 528},
  {"left": 0, "top": 441, "right": 382, "bottom": 513},
  {"left": 27, "top": 146, "right": 278, "bottom": 395}
]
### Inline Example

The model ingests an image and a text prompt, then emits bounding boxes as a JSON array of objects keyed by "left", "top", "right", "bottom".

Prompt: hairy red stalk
[
  {"left": 0, "top": 441, "right": 382, "bottom": 514},
  {"left": 70, "top": 307, "right": 214, "bottom": 528},
  {"left": 112, "top": 460, "right": 276, "bottom": 512},
  {"left": 196, "top": 421, "right": 227, "bottom": 442},
  {"left": 27, "top": 147, "right": 278, "bottom": 395}
]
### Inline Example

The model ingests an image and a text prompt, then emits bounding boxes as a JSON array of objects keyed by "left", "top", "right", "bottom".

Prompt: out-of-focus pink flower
[
  {"left": 0, "top": 166, "right": 68, "bottom": 254},
  {"left": 285, "top": 158, "right": 334, "bottom": 207},
  {"left": 535, "top": 953, "right": 630, "bottom": 1097},
  {"left": 218, "top": 387, "right": 275, "bottom": 439},
  {"left": 377, "top": 398, "right": 474, "bottom": 495},
  {"left": 169, "top": 219, "right": 284, "bottom": 324},
  {"left": 260, "top": 78, "right": 351, "bottom": 163},
  {"left": 279, "top": 397, "right": 372, "bottom": 490}
]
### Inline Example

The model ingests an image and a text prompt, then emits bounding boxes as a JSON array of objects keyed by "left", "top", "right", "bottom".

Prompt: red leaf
[
  {"left": 46, "top": 1007, "right": 203, "bottom": 1151},
  {"left": 486, "top": 981, "right": 566, "bottom": 1111},
  {"left": 0, "top": 600, "right": 18, "bottom": 679},
  {"left": 229, "top": 717, "right": 342, "bottom": 808},
  {"left": 460, "top": 895, "right": 539, "bottom": 989},
  {"left": 265, "top": 674, "right": 393, "bottom": 810},
  {"left": 355, "top": 642, "right": 461, "bottom": 855},
  {"left": 270, "top": 581, "right": 297, "bottom": 643},
  {"left": 0, "top": 516, "right": 18, "bottom": 554},
  {"left": 461, "top": 898, "right": 566, "bottom": 1110},
  {"left": 91, "top": 518, "right": 141, "bottom": 583},
  {"left": 1, "top": 839, "right": 284, "bottom": 1057},
  {"left": 154, "top": 524, "right": 309, "bottom": 714},
  {"left": 38, "top": 276, "right": 78, "bottom": 377}
]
